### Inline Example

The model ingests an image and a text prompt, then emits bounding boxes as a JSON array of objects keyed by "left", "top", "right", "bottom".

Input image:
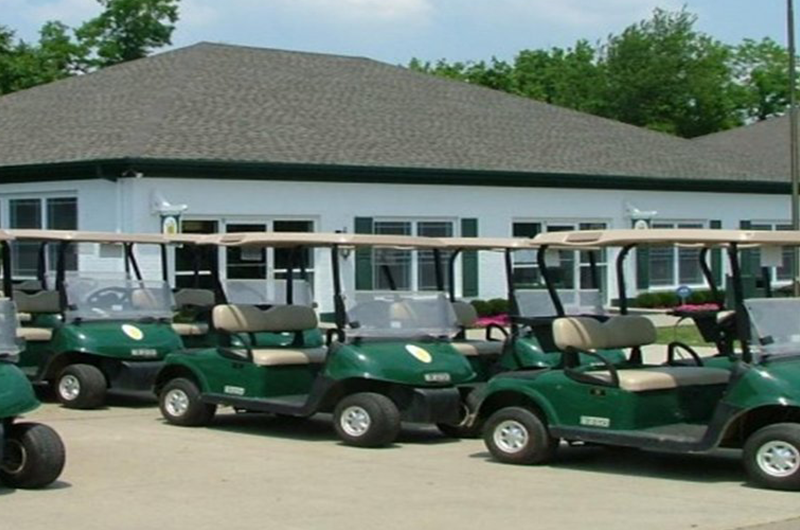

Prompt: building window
[
  {"left": 649, "top": 222, "right": 704, "bottom": 287},
  {"left": 372, "top": 220, "right": 454, "bottom": 291},
  {"left": 8, "top": 197, "right": 77, "bottom": 278},
  {"left": 750, "top": 223, "right": 794, "bottom": 283},
  {"left": 175, "top": 220, "right": 219, "bottom": 289}
]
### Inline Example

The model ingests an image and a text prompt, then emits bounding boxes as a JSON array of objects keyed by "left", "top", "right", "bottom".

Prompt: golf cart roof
[
  {"left": 440, "top": 237, "right": 532, "bottom": 250},
  {"left": 0, "top": 230, "right": 13, "bottom": 241},
  {"left": 6, "top": 229, "right": 168, "bottom": 245},
  {"left": 163, "top": 233, "right": 217, "bottom": 245},
  {"left": 208, "top": 232, "right": 447, "bottom": 249},
  {"left": 532, "top": 229, "right": 800, "bottom": 248}
]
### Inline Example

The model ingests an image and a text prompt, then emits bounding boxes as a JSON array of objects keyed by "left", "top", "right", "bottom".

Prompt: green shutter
[
  {"left": 710, "top": 220, "right": 722, "bottom": 286},
  {"left": 354, "top": 217, "right": 373, "bottom": 290},
  {"left": 740, "top": 220, "right": 753, "bottom": 276},
  {"left": 634, "top": 220, "right": 649, "bottom": 290},
  {"left": 461, "top": 218, "right": 479, "bottom": 297}
]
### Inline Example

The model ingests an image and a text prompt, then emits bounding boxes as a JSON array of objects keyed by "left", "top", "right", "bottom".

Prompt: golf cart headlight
[{"left": 424, "top": 372, "right": 451, "bottom": 383}]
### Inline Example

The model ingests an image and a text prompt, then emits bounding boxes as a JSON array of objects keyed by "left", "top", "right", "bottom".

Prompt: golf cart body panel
[{"left": 0, "top": 363, "right": 39, "bottom": 418}]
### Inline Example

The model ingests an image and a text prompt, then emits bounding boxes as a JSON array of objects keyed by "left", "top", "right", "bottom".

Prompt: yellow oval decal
[
  {"left": 405, "top": 345, "right": 432, "bottom": 364},
  {"left": 122, "top": 324, "right": 144, "bottom": 341}
]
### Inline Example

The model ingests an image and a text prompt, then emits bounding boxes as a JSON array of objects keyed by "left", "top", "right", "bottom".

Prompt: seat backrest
[
  {"left": 16, "top": 279, "right": 43, "bottom": 292},
  {"left": 13, "top": 290, "right": 60, "bottom": 313},
  {"left": 132, "top": 289, "right": 162, "bottom": 310},
  {"left": 213, "top": 304, "right": 318, "bottom": 333},
  {"left": 452, "top": 301, "right": 478, "bottom": 328},
  {"left": 553, "top": 315, "right": 655, "bottom": 351},
  {"left": 174, "top": 288, "right": 215, "bottom": 309}
]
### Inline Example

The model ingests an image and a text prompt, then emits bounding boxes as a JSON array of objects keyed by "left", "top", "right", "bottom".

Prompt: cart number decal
[
  {"left": 224, "top": 386, "right": 245, "bottom": 396},
  {"left": 131, "top": 348, "right": 158, "bottom": 358},
  {"left": 122, "top": 324, "right": 144, "bottom": 341},
  {"left": 580, "top": 416, "right": 610, "bottom": 428},
  {"left": 405, "top": 345, "right": 433, "bottom": 363}
]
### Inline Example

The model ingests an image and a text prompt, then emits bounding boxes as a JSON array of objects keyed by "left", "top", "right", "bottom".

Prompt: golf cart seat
[
  {"left": 16, "top": 327, "right": 53, "bottom": 342},
  {"left": 17, "top": 312, "right": 32, "bottom": 323},
  {"left": 172, "top": 289, "right": 216, "bottom": 336},
  {"left": 171, "top": 322, "right": 210, "bottom": 336},
  {"left": 554, "top": 316, "right": 731, "bottom": 392},
  {"left": 13, "top": 290, "right": 60, "bottom": 314},
  {"left": 450, "top": 301, "right": 504, "bottom": 357},
  {"left": 213, "top": 304, "right": 326, "bottom": 366}
]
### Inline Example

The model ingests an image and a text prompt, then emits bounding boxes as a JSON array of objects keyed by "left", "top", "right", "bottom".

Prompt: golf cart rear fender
[
  {"left": 154, "top": 360, "right": 210, "bottom": 395},
  {"left": 324, "top": 342, "right": 475, "bottom": 385},
  {"left": 717, "top": 403, "right": 800, "bottom": 449},
  {"left": 475, "top": 385, "right": 556, "bottom": 426},
  {"left": 0, "top": 363, "right": 40, "bottom": 418}
]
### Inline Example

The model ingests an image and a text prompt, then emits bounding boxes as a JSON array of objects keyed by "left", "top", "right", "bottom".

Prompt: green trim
[
  {"left": 710, "top": 220, "right": 723, "bottom": 286},
  {"left": 354, "top": 217, "right": 373, "bottom": 290},
  {"left": 461, "top": 219, "right": 479, "bottom": 297},
  {"left": 635, "top": 220, "right": 650, "bottom": 290},
  {"left": 739, "top": 220, "right": 754, "bottom": 276},
  {"left": 0, "top": 157, "right": 791, "bottom": 195}
]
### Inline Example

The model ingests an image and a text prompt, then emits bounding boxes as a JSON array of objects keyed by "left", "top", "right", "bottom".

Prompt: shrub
[
  {"left": 470, "top": 299, "right": 492, "bottom": 317},
  {"left": 487, "top": 298, "right": 509, "bottom": 316}
]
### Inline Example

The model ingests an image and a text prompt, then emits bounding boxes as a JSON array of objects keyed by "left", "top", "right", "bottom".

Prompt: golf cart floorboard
[
  {"left": 554, "top": 422, "right": 710, "bottom": 451},
  {"left": 206, "top": 393, "right": 313, "bottom": 417}
]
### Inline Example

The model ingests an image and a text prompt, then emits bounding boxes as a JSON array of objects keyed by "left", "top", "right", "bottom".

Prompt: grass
[{"left": 655, "top": 325, "right": 712, "bottom": 347}]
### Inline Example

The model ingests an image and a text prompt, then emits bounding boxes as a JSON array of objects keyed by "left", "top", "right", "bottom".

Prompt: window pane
[
  {"left": 777, "top": 225, "right": 795, "bottom": 281},
  {"left": 512, "top": 222, "right": 541, "bottom": 266},
  {"left": 374, "top": 222, "right": 411, "bottom": 290},
  {"left": 417, "top": 222, "right": 452, "bottom": 291},
  {"left": 175, "top": 220, "right": 218, "bottom": 289},
  {"left": 226, "top": 224, "right": 266, "bottom": 280},
  {"left": 10, "top": 199, "right": 41, "bottom": 278},
  {"left": 47, "top": 198, "right": 78, "bottom": 271},
  {"left": 547, "top": 225, "right": 575, "bottom": 290},
  {"left": 678, "top": 248, "right": 703, "bottom": 284},
  {"left": 274, "top": 220, "right": 314, "bottom": 280},
  {"left": 649, "top": 246, "right": 675, "bottom": 287}
]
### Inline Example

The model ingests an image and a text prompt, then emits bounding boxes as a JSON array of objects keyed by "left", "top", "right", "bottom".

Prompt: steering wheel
[
  {"left": 86, "top": 287, "right": 132, "bottom": 309},
  {"left": 666, "top": 341, "right": 704, "bottom": 367}
]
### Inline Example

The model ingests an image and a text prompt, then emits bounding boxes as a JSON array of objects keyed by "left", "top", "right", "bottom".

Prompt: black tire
[
  {"left": 483, "top": 406, "right": 557, "bottom": 465},
  {"left": 333, "top": 392, "right": 401, "bottom": 448},
  {"left": 743, "top": 423, "right": 800, "bottom": 491},
  {"left": 55, "top": 364, "right": 107, "bottom": 409},
  {"left": 159, "top": 378, "right": 216, "bottom": 427},
  {"left": 0, "top": 423, "right": 66, "bottom": 489}
]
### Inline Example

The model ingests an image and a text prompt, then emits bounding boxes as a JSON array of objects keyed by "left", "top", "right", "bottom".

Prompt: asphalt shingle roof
[{"left": 0, "top": 42, "right": 784, "bottom": 183}]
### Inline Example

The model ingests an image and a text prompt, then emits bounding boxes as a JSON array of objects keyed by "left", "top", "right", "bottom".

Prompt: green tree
[
  {"left": 732, "top": 38, "right": 794, "bottom": 121},
  {"left": 77, "top": 0, "right": 180, "bottom": 67},
  {"left": 598, "top": 8, "right": 739, "bottom": 137}
]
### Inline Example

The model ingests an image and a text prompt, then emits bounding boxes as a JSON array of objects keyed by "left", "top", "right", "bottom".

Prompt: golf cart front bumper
[
  {"left": 395, "top": 387, "right": 462, "bottom": 424},
  {"left": 103, "top": 360, "right": 164, "bottom": 392}
]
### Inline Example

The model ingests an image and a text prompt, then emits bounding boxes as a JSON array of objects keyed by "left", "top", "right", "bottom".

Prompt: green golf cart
[
  {"left": 0, "top": 232, "right": 65, "bottom": 489},
  {"left": 6, "top": 229, "right": 183, "bottom": 409},
  {"left": 154, "top": 232, "right": 476, "bottom": 447},
  {"left": 475, "top": 228, "right": 800, "bottom": 491}
]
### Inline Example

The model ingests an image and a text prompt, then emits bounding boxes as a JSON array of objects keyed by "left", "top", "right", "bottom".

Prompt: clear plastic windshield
[
  {"left": 0, "top": 300, "right": 20, "bottom": 358},
  {"left": 224, "top": 279, "right": 314, "bottom": 306},
  {"left": 514, "top": 289, "right": 604, "bottom": 318},
  {"left": 345, "top": 291, "right": 458, "bottom": 339},
  {"left": 744, "top": 298, "right": 800, "bottom": 358},
  {"left": 64, "top": 277, "right": 175, "bottom": 322}
]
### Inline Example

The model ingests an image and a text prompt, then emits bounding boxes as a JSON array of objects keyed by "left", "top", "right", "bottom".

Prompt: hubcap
[
  {"left": 58, "top": 374, "right": 81, "bottom": 401},
  {"left": 164, "top": 389, "right": 190, "bottom": 417},
  {"left": 494, "top": 420, "right": 529, "bottom": 454},
  {"left": 757, "top": 440, "right": 800, "bottom": 478},
  {"left": 1, "top": 439, "right": 27, "bottom": 475},
  {"left": 340, "top": 406, "right": 371, "bottom": 437}
]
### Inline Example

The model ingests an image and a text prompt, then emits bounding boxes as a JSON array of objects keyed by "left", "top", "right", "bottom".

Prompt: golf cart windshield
[
  {"left": 515, "top": 289, "right": 604, "bottom": 318},
  {"left": 64, "top": 277, "right": 175, "bottom": 322},
  {"left": 224, "top": 279, "right": 314, "bottom": 306},
  {"left": 346, "top": 291, "right": 458, "bottom": 339},
  {"left": 745, "top": 298, "right": 800, "bottom": 358},
  {"left": 0, "top": 299, "right": 21, "bottom": 359}
]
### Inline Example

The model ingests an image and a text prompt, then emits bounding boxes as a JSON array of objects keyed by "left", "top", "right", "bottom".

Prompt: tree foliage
[
  {"left": 410, "top": 7, "right": 797, "bottom": 138},
  {"left": 0, "top": 0, "right": 179, "bottom": 95}
]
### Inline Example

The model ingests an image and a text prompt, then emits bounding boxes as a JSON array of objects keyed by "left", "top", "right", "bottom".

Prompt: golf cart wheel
[
  {"left": 55, "top": 364, "right": 107, "bottom": 409},
  {"left": 483, "top": 407, "right": 557, "bottom": 465},
  {"left": 0, "top": 423, "right": 65, "bottom": 489},
  {"left": 333, "top": 393, "right": 401, "bottom": 448},
  {"left": 159, "top": 378, "right": 216, "bottom": 427},
  {"left": 744, "top": 423, "right": 800, "bottom": 491}
]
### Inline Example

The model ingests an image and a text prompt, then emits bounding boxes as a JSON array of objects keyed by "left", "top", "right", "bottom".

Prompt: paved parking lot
[{"left": 3, "top": 393, "right": 800, "bottom": 530}]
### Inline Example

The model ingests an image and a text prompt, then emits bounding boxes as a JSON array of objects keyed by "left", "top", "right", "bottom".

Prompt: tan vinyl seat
[
  {"left": 213, "top": 304, "right": 325, "bottom": 366},
  {"left": 451, "top": 301, "right": 504, "bottom": 357},
  {"left": 553, "top": 315, "right": 730, "bottom": 392},
  {"left": 13, "top": 290, "right": 60, "bottom": 314},
  {"left": 171, "top": 322, "right": 210, "bottom": 336},
  {"left": 17, "top": 327, "right": 53, "bottom": 342},
  {"left": 174, "top": 289, "right": 216, "bottom": 309},
  {"left": 17, "top": 312, "right": 32, "bottom": 323}
]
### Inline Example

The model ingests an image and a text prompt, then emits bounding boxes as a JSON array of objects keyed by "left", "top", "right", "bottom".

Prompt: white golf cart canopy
[
  {"left": 440, "top": 237, "right": 532, "bottom": 251},
  {"left": 208, "top": 232, "right": 448, "bottom": 249},
  {"left": 531, "top": 229, "right": 800, "bottom": 248},
  {"left": 5, "top": 229, "right": 168, "bottom": 245}
]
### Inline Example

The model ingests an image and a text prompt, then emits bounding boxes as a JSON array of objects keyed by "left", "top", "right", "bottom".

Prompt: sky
[{"left": 0, "top": 0, "right": 793, "bottom": 65}]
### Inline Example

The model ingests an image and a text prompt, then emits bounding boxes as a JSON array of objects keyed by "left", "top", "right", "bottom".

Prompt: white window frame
[
  {"left": 749, "top": 220, "right": 794, "bottom": 286},
  {"left": 647, "top": 219, "right": 708, "bottom": 290}
]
